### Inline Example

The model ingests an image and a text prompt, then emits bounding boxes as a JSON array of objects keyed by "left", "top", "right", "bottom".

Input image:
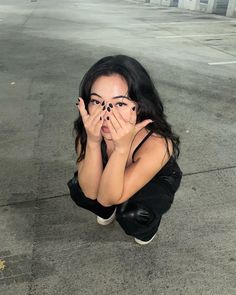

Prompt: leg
[
  {"left": 115, "top": 175, "right": 181, "bottom": 241},
  {"left": 67, "top": 172, "right": 116, "bottom": 219},
  {"left": 116, "top": 201, "right": 166, "bottom": 241}
]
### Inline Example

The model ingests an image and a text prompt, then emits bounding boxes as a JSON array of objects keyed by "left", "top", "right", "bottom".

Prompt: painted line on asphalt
[
  {"left": 155, "top": 33, "right": 236, "bottom": 38},
  {"left": 156, "top": 21, "right": 236, "bottom": 25},
  {"left": 208, "top": 61, "right": 236, "bottom": 65}
]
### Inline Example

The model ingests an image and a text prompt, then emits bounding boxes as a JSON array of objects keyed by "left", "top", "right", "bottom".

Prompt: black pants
[{"left": 67, "top": 163, "right": 182, "bottom": 241}]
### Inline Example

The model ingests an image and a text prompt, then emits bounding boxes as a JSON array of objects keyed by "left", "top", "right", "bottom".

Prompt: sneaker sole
[
  {"left": 134, "top": 233, "right": 157, "bottom": 245},
  {"left": 97, "top": 208, "right": 117, "bottom": 225}
]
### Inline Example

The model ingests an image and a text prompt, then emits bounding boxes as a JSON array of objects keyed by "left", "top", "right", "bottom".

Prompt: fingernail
[
  {"left": 78, "top": 98, "right": 80, "bottom": 102},
  {"left": 107, "top": 107, "right": 111, "bottom": 112},
  {"left": 100, "top": 116, "right": 102, "bottom": 120},
  {"left": 132, "top": 106, "right": 135, "bottom": 111},
  {"left": 102, "top": 106, "right": 106, "bottom": 110},
  {"left": 109, "top": 103, "right": 113, "bottom": 108},
  {"left": 76, "top": 102, "right": 79, "bottom": 105},
  {"left": 107, "top": 116, "right": 109, "bottom": 120},
  {"left": 102, "top": 101, "right": 105, "bottom": 106}
]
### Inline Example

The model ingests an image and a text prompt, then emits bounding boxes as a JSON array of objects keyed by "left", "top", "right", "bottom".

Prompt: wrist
[
  {"left": 87, "top": 140, "right": 101, "bottom": 149},
  {"left": 114, "top": 146, "right": 130, "bottom": 155}
]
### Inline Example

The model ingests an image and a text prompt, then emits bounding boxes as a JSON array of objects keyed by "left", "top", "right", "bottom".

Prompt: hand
[
  {"left": 76, "top": 97, "right": 106, "bottom": 143},
  {"left": 105, "top": 104, "right": 153, "bottom": 152}
]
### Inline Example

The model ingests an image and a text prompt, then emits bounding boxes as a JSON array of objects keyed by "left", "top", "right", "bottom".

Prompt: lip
[{"left": 101, "top": 126, "right": 110, "bottom": 133}]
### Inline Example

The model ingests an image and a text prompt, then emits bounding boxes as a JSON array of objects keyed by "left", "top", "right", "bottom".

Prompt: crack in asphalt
[{"left": 0, "top": 164, "right": 236, "bottom": 208}]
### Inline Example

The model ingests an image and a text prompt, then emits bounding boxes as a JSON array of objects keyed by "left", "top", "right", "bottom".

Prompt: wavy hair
[{"left": 73, "top": 55, "right": 180, "bottom": 163}]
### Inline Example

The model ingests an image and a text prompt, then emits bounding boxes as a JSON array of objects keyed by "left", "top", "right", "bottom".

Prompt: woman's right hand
[{"left": 76, "top": 97, "right": 106, "bottom": 143}]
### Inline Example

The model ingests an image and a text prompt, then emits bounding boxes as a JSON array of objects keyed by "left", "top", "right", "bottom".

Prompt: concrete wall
[
  {"left": 216, "top": 0, "right": 229, "bottom": 14},
  {"left": 177, "top": 0, "right": 234, "bottom": 16},
  {"left": 146, "top": 0, "right": 235, "bottom": 16},
  {"left": 150, "top": 0, "right": 177, "bottom": 6},
  {"left": 178, "top": 0, "right": 200, "bottom": 10},
  {"left": 226, "top": 0, "right": 236, "bottom": 16}
]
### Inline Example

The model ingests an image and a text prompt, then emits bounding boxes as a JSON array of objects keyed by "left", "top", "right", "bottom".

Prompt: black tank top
[
  {"left": 101, "top": 130, "right": 179, "bottom": 177},
  {"left": 101, "top": 130, "right": 154, "bottom": 167},
  {"left": 101, "top": 130, "right": 182, "bottom": 195},
  {"left": 131, "top": 130, "right": 154, "bottom": 163}
]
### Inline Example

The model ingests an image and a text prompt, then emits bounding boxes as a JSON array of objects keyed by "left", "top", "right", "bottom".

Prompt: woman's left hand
[{"left": 106, "top": 105, "right": 153, "bottom": 152}]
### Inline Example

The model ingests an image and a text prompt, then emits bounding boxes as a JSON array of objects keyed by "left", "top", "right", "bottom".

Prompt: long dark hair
[{"left": 73, "top": 55, "right": 180, "bottom": 163}]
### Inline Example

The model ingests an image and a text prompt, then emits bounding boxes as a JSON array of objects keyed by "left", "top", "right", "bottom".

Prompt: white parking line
[
  {"left": 208, "top": 61, "right": 236, "bottom": 65},
  {"left": 156, "top": 21, "right": 236, "bottom": 25},
  {"left": 155, "top": 33, "right": 236, "bottom": 38}
]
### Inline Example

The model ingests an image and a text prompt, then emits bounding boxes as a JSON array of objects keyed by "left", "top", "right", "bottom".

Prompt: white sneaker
[
  {"left": 134, "top": 233, "right": 157, "bottom": 245},
  {"left": 97, "top": 208, "right": 117, "bottom": 225}
]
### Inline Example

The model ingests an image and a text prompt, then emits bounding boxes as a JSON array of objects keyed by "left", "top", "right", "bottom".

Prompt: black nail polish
[
  {"left": 132, "top": 106, "right": 135, "bottom": 111},
  {"left": 102, "top": 101, "right": 105, "bottom": 106},
  {"left": 107, "top": 116, "right": 109, "bottom": 120},
  {"left": 102, "top": 105, "right": 106, "bottom": 110},
  {"left": 100, "top": 116, "right": 102, "bottom": 120},
  {"left": 107, "top": 107, "right": 111, "bottom": 112},
  {"left": 109, "top": 103, "right": 113, "bottom": 108},
  {"left": 76, "top": 102, "right": 79, "bottom": 105},
  {"left": 78, "top": 98, "right": 80, "bottom": 102}
]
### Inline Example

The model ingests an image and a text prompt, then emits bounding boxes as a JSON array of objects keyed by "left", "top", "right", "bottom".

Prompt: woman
[{"left": 67, "top": 55, "right": 183, "bottom": 245}]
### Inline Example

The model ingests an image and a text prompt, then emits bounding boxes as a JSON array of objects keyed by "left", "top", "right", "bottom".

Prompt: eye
[
  {"left": 116, "top": 102, "right": 127, "bottom": 107},
  {"left": 90, "top": 99, "right": 100, "bottom": 105}
]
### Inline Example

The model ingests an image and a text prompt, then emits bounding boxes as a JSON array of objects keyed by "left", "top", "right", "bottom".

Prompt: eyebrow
[{"left": 90, "top": 92, "right": 131, "bottom": 100}]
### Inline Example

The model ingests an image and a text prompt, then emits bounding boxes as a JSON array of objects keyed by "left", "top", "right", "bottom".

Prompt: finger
[
  {"left": 94, "top": 112, "right": 105, "bottom": 134},
  {"left": 90, "top": 104, "right": 105, "bottom": 123},
  {"left": 106, "top": 115, "right": 116, "bottom": 138},
  {"left": 108, "top": 110, "right": 122, "bottom": 134},
  {"left": 77, "top": 97, "right": 89, "bottom": 122},
  {"left": 108, "top": 104, "right": 126, "bottom": 129},
  {"left": 91, "top": 107, "right": 107, "bottom": 126},
  {"left": 135, "top": 119, "right": 153, "bottom": 133},
  {"left": 129, "top": 105, "right": 137, "bottom": 125},
  {"left": 90, "top": 106, "right": 106, "bottom": 133}
]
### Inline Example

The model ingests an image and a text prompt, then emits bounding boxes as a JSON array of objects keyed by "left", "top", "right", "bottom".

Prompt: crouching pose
[{"left": 67, "top": 55, "right": 182, "bottom": 245}]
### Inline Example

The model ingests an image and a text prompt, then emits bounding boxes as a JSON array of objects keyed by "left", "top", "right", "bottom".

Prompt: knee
[
  {"left": 116, "top": 202, "right": 155, "bottom": 226},
  {"left": 67, "top": 174, "right": 90, "bottom": 206}
]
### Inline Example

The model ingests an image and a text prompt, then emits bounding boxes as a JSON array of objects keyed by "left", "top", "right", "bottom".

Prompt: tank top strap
[{"left": 132, "top": 130, "right": 154, "bottom": 163}]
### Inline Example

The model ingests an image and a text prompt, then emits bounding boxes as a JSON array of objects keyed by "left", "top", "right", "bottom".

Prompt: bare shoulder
[
  {"left": 150, "top": 132, "right": 173, "bottom": 153},
  {"left": 133, "top": 130, "right": 174, "bottom": 164}
]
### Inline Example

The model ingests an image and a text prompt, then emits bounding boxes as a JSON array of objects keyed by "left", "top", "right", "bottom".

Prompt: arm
[
  {"left": 97, "top": 148, "right": 130, "bottom": 207},
  {"left": 77, "top": 140, "right": 103, "bottom": 200},
  {"left": 96, "top": 102, "right": 154, "bottom": 206},
  {"left": 97, "top": 137, "right": 173, "bottom": 207}
]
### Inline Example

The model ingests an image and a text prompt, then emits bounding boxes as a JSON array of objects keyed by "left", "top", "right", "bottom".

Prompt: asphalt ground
[{"left": 0, "top": 0, "right": 236, "bottom": 294}]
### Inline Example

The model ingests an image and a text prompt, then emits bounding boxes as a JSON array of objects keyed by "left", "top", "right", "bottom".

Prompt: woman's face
[{"left": 88, "top": 74, "right": 137, "bottom": 139}]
